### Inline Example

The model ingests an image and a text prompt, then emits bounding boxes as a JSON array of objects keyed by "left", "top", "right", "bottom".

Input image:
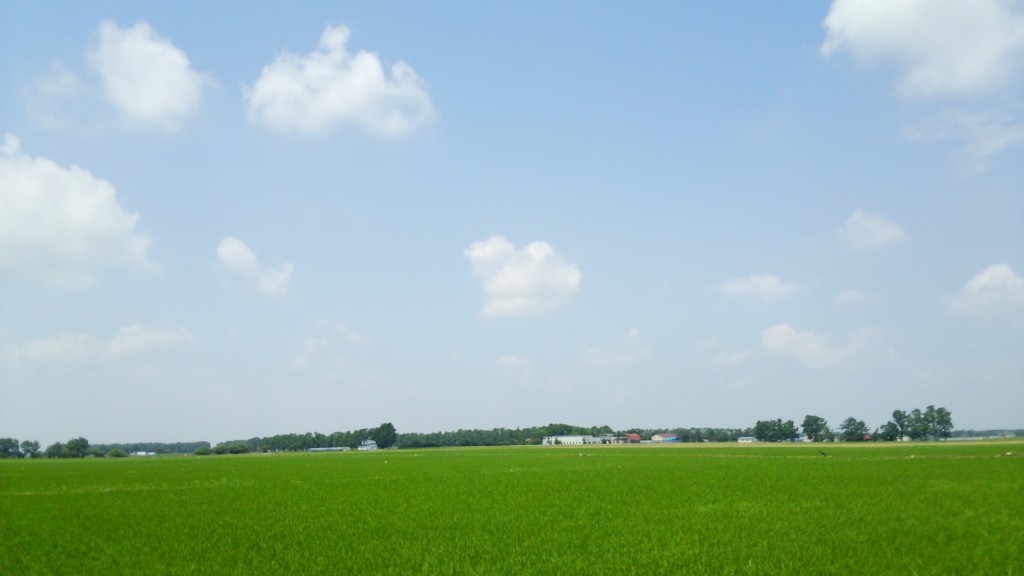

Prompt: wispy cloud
[
  {"left": 761, "top": 323, "right": 882, "bottom": 369},
  {"left": 836, "top": 209, "right": 908, "bottom": 252},
  {"left": 715, "top": 274, "right": 798, "bottom": 300},
  {"left": 906, "top": 110, "right": 1024, "bottom": 174}
]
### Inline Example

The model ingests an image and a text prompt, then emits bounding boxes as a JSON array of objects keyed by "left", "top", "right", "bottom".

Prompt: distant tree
[
  {"left": 909, "top": 409, "right": 929, "bottom": 440},
  {"left": 839, "top": 418, "right": 870, "bottom": 442},
  {"left": 892, "top": 410, "right": 910, "bottom": 439},
  {"left": 372, "top": 423, "right": 398, "bottom": 449},
  {"left": 193, "top": 447, "right": 212, "bottom": 456},
  {"left": 801, "top": 415, "right": 830, "bottom": 442},
  {"left": 107, "top": 448, "right": 128, "bottom": 458},
  {"left": 878, "top": 421, "right": 901, "bottom": 442},
  {"left": 753, "top": 419, "right": 799, "bottom": 442},
  {"left": 933, "top": 406, "right": 953, "bottom": 440},
  {"left": 66, "top": 437, "right": 90, "bottom": 458},
  {"left": 44, "top": 442, "right": 67, "bottom": 459},
  {"left": 0, "top": 438, "right": 21, "bottom": 459},
  {"left": 20, "top": 440, "right": 40, "bottom": 458}
]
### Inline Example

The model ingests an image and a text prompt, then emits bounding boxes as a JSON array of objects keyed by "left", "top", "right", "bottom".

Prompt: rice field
[{"left": 2, "top": 441, "right": 1022, "bottom": 575}]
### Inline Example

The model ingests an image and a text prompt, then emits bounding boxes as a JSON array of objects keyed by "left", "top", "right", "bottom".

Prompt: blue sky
[{"left": 2, "top": 1, "right": 1022, "bottom": 445}]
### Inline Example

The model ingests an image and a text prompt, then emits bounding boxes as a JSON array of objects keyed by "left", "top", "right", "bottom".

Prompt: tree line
[
  {"left": 753, "top": 405, "right": 955, "bottom": 443},
  {"left": 206, "top": 423, "right": 398, "bottom": 454},
  {"left": 0, "top": 437, "right": 210, "bottom": 459},
  {"left": 5, "top": 407, "right": 1006, "bottom": 459}
]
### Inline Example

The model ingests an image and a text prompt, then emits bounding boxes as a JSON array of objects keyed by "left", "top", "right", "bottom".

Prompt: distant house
[
  {"left": 358, "top": 440, "right": 378, "bottom": 451},
  {"left": 737, "top": 437, "right": 756, "bottom": 443},
  {"left": 651, "top": 433, "right": 677, "bottom": 443},
  {"left": 541, "top": 435, "right": 600, "bottom": 446},
  {"left": 625, "top": 433, "right": 642, "bottom": 444}
]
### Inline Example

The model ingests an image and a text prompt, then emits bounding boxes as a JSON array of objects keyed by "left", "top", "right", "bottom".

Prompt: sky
[{"left": 1, "top": 1, "right": 1022, "bottom": 446}]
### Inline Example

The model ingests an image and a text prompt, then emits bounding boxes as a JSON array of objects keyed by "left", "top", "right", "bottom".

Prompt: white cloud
[
  {"left": 464, "top": 235, "right": 581, "bottom": 318},
  {"left": 716, "top": 274, "right": 798, "bottom": 299},
  {"left": 292, "top": 337, "right": 328, "bottom": 369},
  {"left": 497, "top": 355, "right": 532, "bottom": 368},
  {"left": 88, "top": 20, "right": 206, "bottom": 131},
  {"left": 581, "top": 328, "right": 650, "bottom": 367},
  {"left": 822, "top": 0, "right": 1024, "bottom": 97},
  {"left": 334, "top": 322, "right": 372, "bottom": 346},
  {"left": 0, "top": 134, "right": 157, "bottom": 288},
  {"left": 245, "top": 25, "right": 434, "bottom": 136},
  {"left": 709, "top": 350, "right": 748, "bottom": 368},
  {"left": 1, "top": 333, "right": 99, "bottom": 362},
  {"left": 761, "top": 323, "right": 882, "bottom": 369},
  {"left": 497, "top": 355, "right": 534, "bottom": 385},
  {"left": 836, "top": 209, "right": 908, "bottom": 251},
  {"left": 2, "top": 324, "right": 193, "bottom": 362},
  {"left": 834, "top": 289, "right": 869, "bottom": 306},
  {"left": 949, "top": 264, "right": 1024, "bottom": 313},
  {"left": 103, "top": 324, "right": 195, "bottom": 357},
  {"left": 216, "top": 237, "right": 293, "bottom": 297},
  {"left": 907, "top": 110, "right": 1024, "bottom": 174}
]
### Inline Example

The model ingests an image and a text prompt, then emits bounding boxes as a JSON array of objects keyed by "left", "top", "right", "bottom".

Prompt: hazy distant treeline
[{"left": 91, "top": 441, "right": 211, "bottom": 454}]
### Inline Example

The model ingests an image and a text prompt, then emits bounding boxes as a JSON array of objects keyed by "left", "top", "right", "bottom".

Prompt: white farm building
[{"left": 541, "top": 435, "right": 600, "bottom": 445}]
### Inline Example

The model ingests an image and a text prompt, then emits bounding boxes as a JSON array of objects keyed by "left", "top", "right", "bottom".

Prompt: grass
[{"left": 2, "top": 441, "right": 1022, "bottom": 575}]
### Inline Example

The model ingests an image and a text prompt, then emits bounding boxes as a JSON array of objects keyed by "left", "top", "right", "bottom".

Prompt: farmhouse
[
  {"left": 357, "top": 440, "right": 378, "bottom": 451},
  {"left": 651, "top": 433, "right": 677, "bottom": 443},
  {"left": 541, "top": 435, "right": 600, "bottom": 445},
  {"left": 737, "top": 437, "right": 756, "bottom": 443}
]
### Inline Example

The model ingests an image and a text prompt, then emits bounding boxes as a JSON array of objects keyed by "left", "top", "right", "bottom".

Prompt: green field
[{"left": 2, "top": 441, "right": 1022, "bottom": 575}]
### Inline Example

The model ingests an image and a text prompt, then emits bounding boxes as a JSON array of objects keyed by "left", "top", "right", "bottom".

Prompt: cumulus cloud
[
  {"left": 2, "top": 324, "right": 193, "bottom": 362},
  {"left": 949, "top": 264, "right": 1024, "bottom": 314},
  {"left": 464, "top": 235, "right": 581, "bottom": 318},
  {"left": 822, "top": 0, "right": 1024, "bottom": 97},
  {"left": 245, "top": 25, "right": 434, "bottom": 136},
  {"left": 716, "top": 274, "right": 798, "bottom": 299},
  {"left": 581, "top": 328, "right": 650, "bottom": 367},
  {"left": 0, "top": 134, "right": 156, "bottom": 288},
  {"left": 216, "top": 237, "right": 293, "bottom": 297},
  {"left": 761, "top": 323, "right": 882, "bottom": 369},
  {"left": 836, "top": 209, "right": 908, "bottom": 251},
  {"left": 88, "top": 20, "right": 206, "bottom": 131},
  {"left": 907, "top": 110, "right": 1024, "bottom": 174}
]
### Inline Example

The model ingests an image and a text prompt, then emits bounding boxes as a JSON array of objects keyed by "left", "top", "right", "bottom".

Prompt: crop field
[{"left": 2, "top": 441, "right": 1022, "bottom": 575}]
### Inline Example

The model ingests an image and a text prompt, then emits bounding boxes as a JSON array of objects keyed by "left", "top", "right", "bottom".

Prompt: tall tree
[
  {"left": 0, "top": 438, "right": 20, "bottom": 458},
  {"left": 20, "top": 440, "right": 40, "bottom": 458},
  {"left": 839, "top": 418, "right": 869, "bottom": 442},
  {"left": 878, "top": 421, "right": 900, "bottom": 441},
  {"left": 66, "top": 437, "right": 90, "bottom": 458},
  {"left": 801, "top": 415, "right": 830, "bottom": 442},
  {"left": 44, "top": 442, "right": 66, "bottom": 458},
  {"left": 909, "top": 409, "right": 929, "bottom": 440},
  {"left": 372, "top": 423, "right": 398, "bottom": 449},
  {"left": 934, "top": 407, "right": 953, "bottom": 440},
  {"left": 892, "top": 410, "right": 909, "bottom": 439}
]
